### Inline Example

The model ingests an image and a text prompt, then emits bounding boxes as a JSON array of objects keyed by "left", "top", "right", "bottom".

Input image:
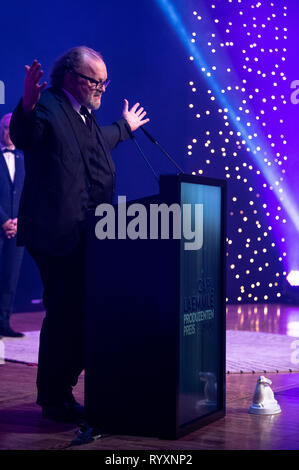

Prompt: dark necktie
[{"left": 80, "top": 106, "right": 93, "bottom": 131}]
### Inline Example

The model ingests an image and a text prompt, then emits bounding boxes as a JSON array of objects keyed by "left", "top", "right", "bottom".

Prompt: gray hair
[
  {"left": 0, "top": 113, "right": 12, "bottom": 144},
  {"left": 50, "top": 46, "right": 103, "bottom": 88}
]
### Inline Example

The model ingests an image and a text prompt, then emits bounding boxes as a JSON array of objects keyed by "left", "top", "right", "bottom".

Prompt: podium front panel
[{"left": 178, "top": 181, "right": 223, "bottom": 428}]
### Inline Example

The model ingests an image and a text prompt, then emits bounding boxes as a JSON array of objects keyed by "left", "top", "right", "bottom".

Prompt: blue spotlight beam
[{"left": 155, "top": 0, "right": 299, "bottom": 233}]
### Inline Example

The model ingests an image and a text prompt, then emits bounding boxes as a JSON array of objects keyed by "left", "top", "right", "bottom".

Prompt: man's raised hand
[
  {"left": 122, "top": 99, "right": 150, "bottom": 132},
  {"left": 22, "top": 60, "right": 47, "bottom": 113}
]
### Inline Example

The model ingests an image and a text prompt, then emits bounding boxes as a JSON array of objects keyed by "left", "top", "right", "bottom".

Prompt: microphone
[
  {"left": 125, "top": 122, "right": 159, "bottom": 182},
  {"left": 140, "top": 127, "right": 184, "bottom": 175}
]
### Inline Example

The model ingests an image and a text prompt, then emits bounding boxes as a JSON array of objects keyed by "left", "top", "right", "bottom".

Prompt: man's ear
[{"left": 64, "top": 72, "right": 74, "bottom": 89}]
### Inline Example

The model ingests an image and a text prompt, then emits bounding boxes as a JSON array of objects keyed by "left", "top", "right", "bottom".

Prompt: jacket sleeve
[
  {"left": 9, "top": 98, "right": 50, "bottom": 151},
  {"left": 99, "top": 118, "right": 132, "bottom": 151},
  {"left": 0, "top": 205, "right": 9, "bottom": 226}
]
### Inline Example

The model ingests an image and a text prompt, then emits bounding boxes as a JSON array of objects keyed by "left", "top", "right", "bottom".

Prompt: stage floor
[{"left": 0, "top": 304, "right": 299, "bottom": 451}]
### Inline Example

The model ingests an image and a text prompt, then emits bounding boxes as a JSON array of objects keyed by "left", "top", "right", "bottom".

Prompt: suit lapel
[
  {"left": 49, "top": 88, "right": 92, "bottom": 173},
  {"left": 0, "top": 150, "right": 14, "bottom": 185},
  {"left": 13, "top": 151, "right": 23, "bottom": 188},
  {"left": 90, "top": 114, "right": 115, "bottom": 174}
]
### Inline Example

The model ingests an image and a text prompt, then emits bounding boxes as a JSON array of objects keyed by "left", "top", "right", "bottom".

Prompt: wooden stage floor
[{"left": 1, "top": 305, "right": 299, "bottom": 451}]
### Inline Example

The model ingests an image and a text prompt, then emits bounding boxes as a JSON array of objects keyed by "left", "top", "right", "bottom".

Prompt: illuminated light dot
[
  {"left": 189, "top": 81, "right": 194, "bottom": 86},
  {"left": 230, "top": 264, "right": 235, "bottom": 269},
  {"left": 189, "top": 104, "right": 194, "bottom": 108},
  {"left": 189, "top": 56, "right": 194, "bottom": 61},
  {"left": 246, "top": 270, "right": 250, "bottom": 274},
  {"left": 196, "top": 114, "right": 201, "bottom": 118},
  {"left": 232, "top": 197, "right": 237, "bottom": 202}
]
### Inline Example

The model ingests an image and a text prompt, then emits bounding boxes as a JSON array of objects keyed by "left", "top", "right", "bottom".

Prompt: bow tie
[{"left": 2, "top": 148, "right": 16, "bottom": 154}]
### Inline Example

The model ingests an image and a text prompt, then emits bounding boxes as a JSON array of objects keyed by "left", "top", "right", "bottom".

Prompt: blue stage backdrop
[{"left": 0, "top": 0, "right": 298, "bottom": 308}]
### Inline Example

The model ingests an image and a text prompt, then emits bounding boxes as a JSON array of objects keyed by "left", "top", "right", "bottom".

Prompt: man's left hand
[{"left": 122, "top": 99, "right": 150, "bottom": 132}]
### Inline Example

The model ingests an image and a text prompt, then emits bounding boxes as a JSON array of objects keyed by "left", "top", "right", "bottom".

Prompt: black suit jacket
[
  {"left": 0, "top": 149, "right": 25, "bottom": 235},
  {"left": 10, "top": 87, "right": 131, "bottom": 255}
]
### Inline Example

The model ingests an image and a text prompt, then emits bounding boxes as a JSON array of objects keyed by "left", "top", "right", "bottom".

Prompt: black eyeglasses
[{"left": 73, "top": 71, "right": 111, "bottom": 89}]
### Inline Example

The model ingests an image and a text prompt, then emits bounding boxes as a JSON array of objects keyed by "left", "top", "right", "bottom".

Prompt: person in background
[{"left": 0, "top": 113, "right": 25, "bottom": 338}]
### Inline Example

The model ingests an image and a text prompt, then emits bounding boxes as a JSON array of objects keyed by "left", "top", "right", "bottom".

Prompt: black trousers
[
  {"left": 28, "top": 234, "right": 86, "bottom": 406},
  {"left": 0, "top": 235, "right": 24, "bottom": 329}
]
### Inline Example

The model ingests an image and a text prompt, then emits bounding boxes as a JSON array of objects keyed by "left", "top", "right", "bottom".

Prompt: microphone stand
[
  {"left": 125, "top": 123, "right": 159, "bottom": 182},
  {"left": 140, "top": 127, "right": 184, "bottom": 175}
]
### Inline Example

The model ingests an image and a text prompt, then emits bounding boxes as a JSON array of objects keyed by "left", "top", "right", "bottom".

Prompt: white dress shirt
[{"left": 1, "top": 147, "right": 15, "bottom": 182}]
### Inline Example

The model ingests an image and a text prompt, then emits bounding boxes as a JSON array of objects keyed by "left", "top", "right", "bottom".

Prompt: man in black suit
[
  {"left": 0, "top": 113, "right": 25, "bottom": 338},
  {"left": 10, "top": 46, "right": 149, "bottom": 422}
]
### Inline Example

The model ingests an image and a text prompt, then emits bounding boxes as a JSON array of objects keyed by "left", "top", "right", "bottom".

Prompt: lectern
[{"left": 84, "top": 174, "right": 226, "bottom": 439}]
